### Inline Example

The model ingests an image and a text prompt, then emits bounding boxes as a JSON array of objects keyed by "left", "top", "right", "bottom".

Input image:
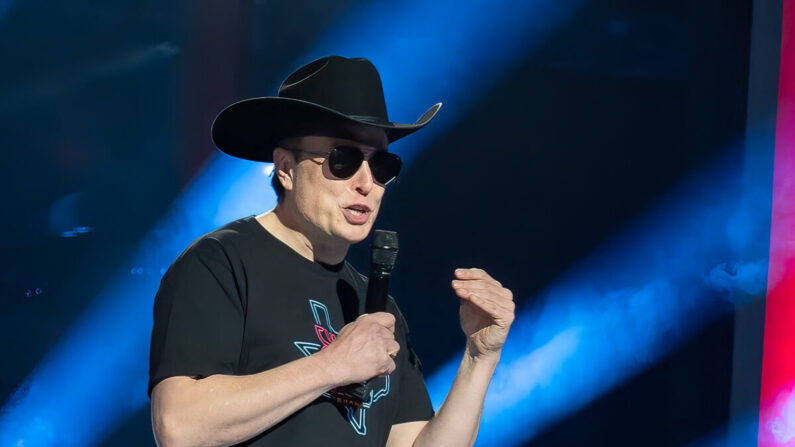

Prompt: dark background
[{"left": 0, "top": 0, "right": 755, "bottom": 445}]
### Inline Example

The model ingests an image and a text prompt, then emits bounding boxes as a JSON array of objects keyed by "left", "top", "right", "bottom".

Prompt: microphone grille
[
  {"left": 372, "top": 230, "right": 398, "bottom": 268},
  {"left": 373, "top": 230, "right": 398, "bottom": 250}
]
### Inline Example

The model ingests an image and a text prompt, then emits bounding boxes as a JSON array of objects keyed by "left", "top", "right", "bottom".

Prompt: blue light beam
[
  {"left": 0, "top": 154, "right": 272, "bottom": 446},
  {"left": 426, "top": 151, "right": 771, "bottom": 446},
  {"left": 0, "top": 0, "right": 13, "bottom": 21},
  {"left": 305, "top": 0, "right": 584, "bottom": 161}
]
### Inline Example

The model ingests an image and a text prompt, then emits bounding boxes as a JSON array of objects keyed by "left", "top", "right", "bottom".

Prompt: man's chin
[{"left": 338, "top": 224, "right": 374, "bottom": 245}]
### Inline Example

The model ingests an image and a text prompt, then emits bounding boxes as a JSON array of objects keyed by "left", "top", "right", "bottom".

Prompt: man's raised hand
[{"left": 451, "top": 268, "right": 515, "bottom": 359}]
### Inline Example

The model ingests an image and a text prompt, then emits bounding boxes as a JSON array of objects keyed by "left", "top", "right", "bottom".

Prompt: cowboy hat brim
[{"left": 211, "top": 97, "right": 442, "bottom": 162}]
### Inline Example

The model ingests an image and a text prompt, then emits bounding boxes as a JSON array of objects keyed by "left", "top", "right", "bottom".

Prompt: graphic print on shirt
[{"left": 293, "top": 299, "right": 391, "bottom": 436}]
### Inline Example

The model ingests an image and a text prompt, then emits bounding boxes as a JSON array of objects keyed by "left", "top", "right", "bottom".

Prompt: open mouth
[
  {"left": 343, "top": 204, "right": 372, "bottom": 224},
  {"left": 345, "top": 204, "right": 371, "bottom": 215}
]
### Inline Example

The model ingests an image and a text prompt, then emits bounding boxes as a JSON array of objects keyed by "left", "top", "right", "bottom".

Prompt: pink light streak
[{"left": 758, "top": 1, "right": 795, "bottom": 445}]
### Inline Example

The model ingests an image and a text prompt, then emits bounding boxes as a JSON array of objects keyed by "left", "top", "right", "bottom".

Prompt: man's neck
[{"left": 256, "top": 207, "right": 349, "bottom": 265}]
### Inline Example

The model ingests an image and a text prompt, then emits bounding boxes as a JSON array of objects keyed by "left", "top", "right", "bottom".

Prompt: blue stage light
[
  {"left": 300, "top": 0, "right": 584, "bottom": 161},
  {"left": 0, "top": 0, "right": 13, "bottom": 20},
  {"left": 426, "top": 153, "right": 772, "bottom": 446},
  {"left": 0, "top": 154, "right": 269, "bottom": 446}
]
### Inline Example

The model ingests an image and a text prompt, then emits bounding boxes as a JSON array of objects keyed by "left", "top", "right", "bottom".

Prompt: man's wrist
[
  {"left": 463, "top": 343, "right": 502, "bottom": 368},
  {"left": 309, "top": 350, "right": 348, "bottom": 390}
]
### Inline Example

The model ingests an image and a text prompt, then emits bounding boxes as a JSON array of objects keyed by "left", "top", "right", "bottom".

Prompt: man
[{"left": 148, "top": 55, "right": 515, "bottom": 446}]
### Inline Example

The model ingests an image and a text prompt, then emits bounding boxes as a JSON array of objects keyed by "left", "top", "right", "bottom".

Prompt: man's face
[{"left": 278, "top": 126, "right": 390, "bottom": 246}]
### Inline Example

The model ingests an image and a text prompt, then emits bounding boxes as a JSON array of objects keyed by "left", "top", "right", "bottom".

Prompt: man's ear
[{"left": 272, "top": 147, "right": 296, "bottom": 192}]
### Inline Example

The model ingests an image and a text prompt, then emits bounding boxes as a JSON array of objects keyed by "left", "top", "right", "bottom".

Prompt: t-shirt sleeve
[
  {"left": 148, "top": 236, "right": 244, "bottom": 396},
  {"left": 392, "top": 304, "right": 435, "bottom": 423}
]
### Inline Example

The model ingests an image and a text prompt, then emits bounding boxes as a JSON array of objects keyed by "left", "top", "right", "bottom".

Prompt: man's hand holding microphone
[{"left": 317, "top": 312, "right": 401, "bottom": 387}]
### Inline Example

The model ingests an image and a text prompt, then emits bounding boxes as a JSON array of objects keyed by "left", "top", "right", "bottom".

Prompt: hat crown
[
  {"left": 210, "top": 55, "right": 441, "bottom": 163},
  {"left": 278, "top": 56, "right": 390, "bottom": 124}
]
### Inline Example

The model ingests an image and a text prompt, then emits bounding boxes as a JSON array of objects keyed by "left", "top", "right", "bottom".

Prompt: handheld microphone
[
  {"left": 365, "top": 230, "right": 399, "bottom": 314},
  {"left": 337, "top": 230, "right": 399, "bottom": 406}
]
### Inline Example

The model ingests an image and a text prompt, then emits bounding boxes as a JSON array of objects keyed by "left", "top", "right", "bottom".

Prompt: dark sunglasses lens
[
  {"left": 328, "top": 146, "right": 401, "bottom": 185},
  {"left": 370, "top": 152, "right": 402, "bottom": 185},
  {"left": 328, "top": 146, "right": 363, "bottom": 178}
]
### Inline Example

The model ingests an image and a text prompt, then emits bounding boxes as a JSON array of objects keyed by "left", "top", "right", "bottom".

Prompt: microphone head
[
  {"left": 373, "top": 230, "right": 398, "bottom": 250},
  {"left": 371, "top": 230, "right": 398, "bottom": 269}
]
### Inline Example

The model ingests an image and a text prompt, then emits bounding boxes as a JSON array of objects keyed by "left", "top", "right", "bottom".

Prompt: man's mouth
[
  {"left": 345, "top": 204, "right": 371, "bottom": 215},
  {"left": 343, "top": 204, "right": 372, "bottom": 224}
]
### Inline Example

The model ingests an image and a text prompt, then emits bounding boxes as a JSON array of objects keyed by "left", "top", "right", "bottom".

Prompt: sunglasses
[{"left": 287, "top": 145, "right": 402, "bottom": 185}]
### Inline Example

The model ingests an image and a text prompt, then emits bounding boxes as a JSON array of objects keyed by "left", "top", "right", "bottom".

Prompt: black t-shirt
[{"left": 148, "top": 215, "right": 434, "bottom": 446}]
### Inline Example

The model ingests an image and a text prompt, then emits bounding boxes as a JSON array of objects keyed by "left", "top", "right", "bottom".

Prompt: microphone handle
[
  {"left": 365, "top": 268, "right": 391, "bottom": 314},
  {"left": 337, "top": 268, "right": 392, "bottom": 405}
]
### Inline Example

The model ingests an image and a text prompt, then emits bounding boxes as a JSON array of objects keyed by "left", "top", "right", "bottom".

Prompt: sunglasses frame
[{"left": 284, "top": 145, "right": 402, "bottom": 186}]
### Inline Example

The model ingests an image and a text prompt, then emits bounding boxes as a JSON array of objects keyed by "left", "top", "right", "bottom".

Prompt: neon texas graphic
[{"left": 294, "top": 299, "right": 391, "bottom": 435}]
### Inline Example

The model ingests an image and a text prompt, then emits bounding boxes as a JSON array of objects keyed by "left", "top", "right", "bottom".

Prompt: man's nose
[{"left": 351, "top": 160, "right": 375, "bottom": 195}]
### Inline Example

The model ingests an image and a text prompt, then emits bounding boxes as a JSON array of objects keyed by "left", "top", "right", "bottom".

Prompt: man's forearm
[
  {"left": 151, "top": 353, "right": 339, "bottom": 447},
  {"left": 411, "top": 351, "right": 500, "bottom": 447}
]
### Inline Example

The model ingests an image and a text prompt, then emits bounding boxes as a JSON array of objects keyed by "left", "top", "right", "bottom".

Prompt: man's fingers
[
  {"left": 452, "top": 282, "right": 514, "bottom": 309},
  {"left": 380, "top": 358, "right": 397, "bottom": 376},
  {"left": 461, "top": 291, "right": 500, "bottom": 314},
  {"left": 454, "top": 267, "right": 492, "bottom": 279},
  {"left": 461, "top": 293, "right": 516, "bottom": 327},
  {"left": 359, "top": 312, "right": 396, "bottom": 332},
  {"left": 459, "top": 289, "right": 516, "bottom": 314},
  {"left": 452, "top": 279, "right": 513, "bottom": 298},
  {"left": 387, "top": 340, "right": 400, "bottom": 358},
  {"left": 454, "top": 268, "right": 502, "bottom": 287},
  {"left": 451, "top": 279, "right": 497, "bottom": 289}
]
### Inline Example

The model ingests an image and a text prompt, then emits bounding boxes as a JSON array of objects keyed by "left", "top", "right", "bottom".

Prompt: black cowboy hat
[{"left": 211, "top": 55, "right": 442, "bottom": 162}]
